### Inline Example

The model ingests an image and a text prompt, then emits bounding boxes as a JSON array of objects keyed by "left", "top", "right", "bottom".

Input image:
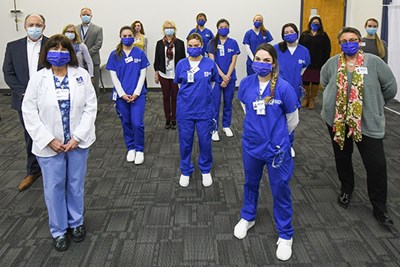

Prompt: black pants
[
  {"left": 18, "top": 111, "right": 40, "bottom": 175},
  {"left": 327, "top": 124, "right": 387, "bottom": 213}
]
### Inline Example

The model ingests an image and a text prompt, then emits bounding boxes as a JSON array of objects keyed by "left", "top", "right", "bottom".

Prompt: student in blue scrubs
[
  {"left": 174, "top": 33, "right": 219, "bottom": 188},
  {"left": 187, "top": 13, "right": 214, "bottom": 57},
  {"left": 274, "top": 23, "right": 310, "bottom": 157},
  {"left": 243, "top": 14, "right": 273, "bottom": 76},
  {"left": 106, "top": 26, "right": 150, "bottom": 165},
  {"left": 234, "top": 43, "right": 299, "bottom": 261},
  {"left": 207, "top": 19, "right": 240, "bottom": 141}
]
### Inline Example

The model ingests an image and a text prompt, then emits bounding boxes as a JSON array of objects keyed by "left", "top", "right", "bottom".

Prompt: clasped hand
[
  {"left": 48, "top": 138, "right": 79, "bottom": 153},
  {"left": 122, "top": 94, "right": 138, "bottom": 103}
]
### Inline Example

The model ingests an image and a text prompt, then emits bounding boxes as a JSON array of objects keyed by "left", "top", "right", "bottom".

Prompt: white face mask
[{"left": 26, "top": 27, "right": 43, "bottom": 40}]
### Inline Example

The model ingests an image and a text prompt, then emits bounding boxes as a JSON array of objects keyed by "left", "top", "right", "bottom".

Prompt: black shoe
[
  {"left": 165, "top": 120, "right": 171, "bottom": 129},
  {"left": 53, "top": 233, "right": 70, "bottom": 252},
  {"left": 337, "top": 191, "right": 351, "bottom": 209},
  {"left": 70, "top": 225, "right": 86, "bottom": 242},
  {"left": 373, "top": 212, "right": 394, "bottom": 226},
  {"left": 171, "top": 120, "right": 177, "bottom": 130}
]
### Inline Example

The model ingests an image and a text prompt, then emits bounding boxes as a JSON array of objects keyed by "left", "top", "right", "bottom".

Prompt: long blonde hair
[{"left": 365, "top": 18, "right": 385, "bottom": 59}]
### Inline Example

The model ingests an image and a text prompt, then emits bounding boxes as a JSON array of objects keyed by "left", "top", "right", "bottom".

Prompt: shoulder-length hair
[
  {"left": 62, "top": 24, "right": 82, "bottom": 44},
  {"left": 39, "top": 34, "right": 79, "bottom": 69}
]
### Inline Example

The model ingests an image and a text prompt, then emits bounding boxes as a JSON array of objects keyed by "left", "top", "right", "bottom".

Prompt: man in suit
[
  {"left": 76, "top": 7, "right": 103, "bottom": 95},
  {"left": 2, "top": 14, "right": 49, "bottom": 191}
]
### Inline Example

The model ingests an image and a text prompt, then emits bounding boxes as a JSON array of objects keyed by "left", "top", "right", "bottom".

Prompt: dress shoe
[
  {"left": 165, "top": 120, "right": 171, "bottom": 129},
  {"left": 53, "top": 233, "right": 70, "bottom": 252},
  {"left": 337, "top": 191, "right": 351, "bottom": 209},
  {"left": 222, "top": 127, "right": 234, "bottom": 137},
  {"left": 17, "top": 171, "right": 41, "bottom": 192},
  {"left": 234, "top": 218, "right": 255, "bottom": 239},
  {"left": 171, "top": 120, "right": 177, "bottom": 130},
  {"left": 179, "top": 174, "right": 190, "bottom": 187},
  {"left": 276, "top": 237, "right": 293, "bottom": 261},
  {"left": 373, "top": 211, "right": 394, "bottom": 226},
  {"left": 134, "top": 152, "right": 144, "bottom": 165},
  {"left": 70, "top": 225, "right": 86, "bottom": 242}
]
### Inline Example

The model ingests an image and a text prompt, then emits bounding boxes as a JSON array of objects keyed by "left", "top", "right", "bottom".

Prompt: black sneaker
[
  {"left": 171, "top": 120, "right": 177, "bottom": 130},
  {"left": 337, "top": 192, "right": 351, "bottom": 209},
  {"left": 165, "top": 120, "right": 171, "bottom": 129},
  {"left": 70, "top": 225, "right": 86, "bottom": 242},
  {"left": 53, "top": 233, "right": 70, "bottom": 252},
  {"left": 373, "top": 211, "right": 394, "bottom": 226}
]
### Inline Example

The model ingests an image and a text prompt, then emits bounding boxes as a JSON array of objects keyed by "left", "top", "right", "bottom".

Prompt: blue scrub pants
[
  {"left": 212, "top": 80, "right": 235, "bottom": 129},
  {"left": 115, "top": 96, "right": 146, "bottom": 152},
  {"left": 177, "top": 118, "right": 213, "bottom": 176},
  {"left": 37, "top": 148, "right": 89, "bottom": 238},
  {"left": 240, "top": 149, "right": 294, "bottom": 239}
]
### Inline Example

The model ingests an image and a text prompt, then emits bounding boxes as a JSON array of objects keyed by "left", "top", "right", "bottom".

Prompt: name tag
[
  {"left": 55, "top": 89, "right": 69, "bottom": 101},
  {"left": 125, "top": 56, "right": 133, "bottom": 64},
  {"left": 218, "top": 44, "right": 225, "bottom": 57},
  {"left": 253, "top": 99, "right": 265, "bottom": 115},
  {"left": 356, "top": 67, "right": 368, "bottom": 75},
  {"left": 187, "top": 71, "right": 194, "bottom": 83}
]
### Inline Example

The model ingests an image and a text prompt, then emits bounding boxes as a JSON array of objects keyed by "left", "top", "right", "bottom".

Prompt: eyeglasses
[{"left": 339, "top": 38, "right": 359, "bottom": 44}]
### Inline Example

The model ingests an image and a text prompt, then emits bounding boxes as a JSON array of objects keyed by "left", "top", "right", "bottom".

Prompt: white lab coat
[{"left": 22, "top": 66, "right": 97, "bottom": 157}]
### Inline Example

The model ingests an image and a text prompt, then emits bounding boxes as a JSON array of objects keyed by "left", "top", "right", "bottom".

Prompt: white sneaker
[
  {"left": 211, "top": 131, "right": 220, "bottom": 142},
  {"left": 202, "top": 173, "right": 213, "bottom": 187},
  {"left": 134, "top": 152, "right": 144, "bottom": 165},
  {"left": 290, "top": 147, "right": 295, "bottom": 158},
  {"left": 179, "top": 174, "right": 190, "bottom": 187},
  {"left": 276, "top": 237, "right": 293, "bottom": 261},
  {"left": 222, "top": 127, "right": 234, "bottom": 137},
  {"left": 234, "top": 218, "right": 255, "bottom": 239},
  {"left": 126, "top": 150, "right": 136, "bottom": 162}
]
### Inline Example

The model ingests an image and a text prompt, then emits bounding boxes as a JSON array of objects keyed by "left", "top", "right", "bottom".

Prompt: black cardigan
[{"left": 153, "top": 38, "right": 186, "bottom": 74}]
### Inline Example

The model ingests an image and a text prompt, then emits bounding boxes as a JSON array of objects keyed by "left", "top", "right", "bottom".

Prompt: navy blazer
[{"left": 2, "top": 36, "right": 48, "bottom": 111}]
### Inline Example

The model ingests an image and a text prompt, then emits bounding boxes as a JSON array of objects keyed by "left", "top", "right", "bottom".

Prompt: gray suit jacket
[{"left": 76, "top": 23, "right": 103, "bottom": 65}]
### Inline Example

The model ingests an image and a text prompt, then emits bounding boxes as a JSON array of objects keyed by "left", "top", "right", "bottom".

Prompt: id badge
[
  {"left": 112, "top": 91, "right": 117, "bottom": 101},
  {"left": 125, "top": 56, "right": 133, "bottom": 64},
  {"left": 218, "top": 44, "right": 225, "bottom": 57},
  {"left": 187, "top": 71, "right": 194, "bottom": 83},
  {"left": 55, "top": 89, "right": 69, "bottom": 101},
  {"left": 253, "top": 99, "right": 266, "bottom": 115},
  {"left": 356, "top": 67, "right": 368, "bottom": 75}
]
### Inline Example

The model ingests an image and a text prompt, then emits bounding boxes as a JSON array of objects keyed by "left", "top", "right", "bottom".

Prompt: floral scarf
[{"left": 333, "top": 50, "right": 364, "bottom": 150}]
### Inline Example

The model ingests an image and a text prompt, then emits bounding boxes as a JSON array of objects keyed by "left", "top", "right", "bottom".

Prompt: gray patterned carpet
[{"left": 1, "top": 90, "right": 400, "bottom": 266}]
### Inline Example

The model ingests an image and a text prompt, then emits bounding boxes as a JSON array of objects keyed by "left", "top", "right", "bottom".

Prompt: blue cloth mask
[
  {"left": 121, "top": 37, "right": 134, "bottom": 46},
  {"left": 283, "top": 33, "right": 298, "bottom": 43},
  {"left": 340, "top": 42, "right": 360, "bottom": 56},
  {"left": 366, "top": 27, "right": 377, "bottom": 35},
  {"left": 253, "top": 21, "right": 262, "bottom": 29},
  {"left": 310, "top": 23, "right": 320, "bottom": 31},
  {"left": 218, "top": 28, "right": 230, "bottom": 37},
  {"left": 65, "top": 32, "right": 75, "bottom": 40},
  {"left": 47, "top": 51, "right": 71, "bottom": 67},
  {"left": 164, "top": 28, "right": 175, "bottom": 36},
  {"left": 26, "top": 27, "right": 43, "bottom": 40},
  {"left": 81, "top": 15, "right": 91, "bottom": 24},
  {"left": 252, "top": 61, "right": 273, "bottom": 77},
  {"left": 187, "top": 47, "right": 202, "bottom": 57},
  {"left": 197, "top": 19, "right": 206, "bottom": 26}
]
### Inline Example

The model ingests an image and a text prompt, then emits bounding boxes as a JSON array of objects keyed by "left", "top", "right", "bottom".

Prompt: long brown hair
[
  {"left": 254, "top": 43, "right": 279, "bottom": 97},
  {"left": 212, "top": 18, "right": 230, "bottom": 52},
  {"left": 195, "top": 13, "right": 207, "bottom": 32},
  {"left": 115, "top": 26, "right": 134, "bottom": 58},
  {"left": 131, "top": 20, "right": 145, "bottom": 35},
  {"left": 364, "top": 18, "right": 385, "bottom": 59}
]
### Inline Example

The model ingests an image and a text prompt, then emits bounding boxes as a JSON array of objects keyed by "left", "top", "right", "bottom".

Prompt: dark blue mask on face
[
  {"left": 283, "top": 33, "right": 298, "bottom": 43},
  {"left": 187, "top": 47, "right": 202, "bottom": 57},
  {"left": 253, "top": 21, "right": 262, "bottom": 28},
  {"left": 340, "top": 42, "right": 359, "bottom": 56},
  {"left": 46, "top": 51, "right": 71, "bottom": 67},
  {"left": 197, "top": 19, "right": 206, "bottom": 26},
  {"left": 218, "top": 28, "right": 229, "bottom": 37},
  {"left": 121, "top": 37, "right": 134, "bottom": 47},
  {"left": 311, "top": 23, "right": 320, "bottom": 31},
  {"left": 252, "top": 61, "right": 273, "bottom": 77}
]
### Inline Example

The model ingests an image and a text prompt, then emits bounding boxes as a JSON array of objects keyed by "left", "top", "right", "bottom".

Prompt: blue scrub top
[
  {"left": 243, "top": 29, "right": 273, "bottom": 65},
  {"left": 174, "top": 57, "right": 219, "bottom": 120},
  {"left": 106, "top": 47, "right": 150, "bottom": 96},
  {"left": 188, "top": 28, "right": 214, "bottom": 56},
  {"left": 207, "top": 38, "right": 240, "bottom": 82},
  {"left": 274, "top": 44, "right": 310, "bottom": 101},
  {"left": 238, "top": 75, "right": 298, "bottom": 161}
]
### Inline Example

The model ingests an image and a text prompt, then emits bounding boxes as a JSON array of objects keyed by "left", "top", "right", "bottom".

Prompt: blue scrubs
[
  {"left": 106, "top": 47, "right": 149, "bottom": 152},
  {"left": 188, "top": 28, "right": 214, "bottom": 56},
  {"left": 243, "top": 29, "right": 273, "bottom": 75},
  {"left": 207, "top": 38, "right": 240, "bottom": 129},
  {"left": 237, "top": 75, "right": 297, "bottom": 240},
  {"left": 174, "top": 57, "right": 219, "bottom": 175}
]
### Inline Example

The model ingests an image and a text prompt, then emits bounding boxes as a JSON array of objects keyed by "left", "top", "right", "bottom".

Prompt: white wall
[{"left": 0, "top": 0, "right": 385, "bottom": 89}]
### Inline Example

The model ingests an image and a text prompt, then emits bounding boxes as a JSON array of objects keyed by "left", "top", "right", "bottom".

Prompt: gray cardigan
[{"left": 320, "top": 53, "right": 397, "bottom": 139}]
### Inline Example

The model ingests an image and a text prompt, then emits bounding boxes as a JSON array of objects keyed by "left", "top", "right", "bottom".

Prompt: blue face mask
[
  {"left": 311, "top": 23, "right": 320, "bottom": 31},
  {"left": 197, "top": 19, "right": 206, "bottom": 27},
  {"left": 218, "top": 28, "right": 229, "bottom": 37},
  {"left": 366, "top": 27, "right": 377, "bottom": 35},
  {"left": 81, "top": 15, "right": 91, "bottom": 24},
  {"left": 283, "top": 33, "right": 298, "bottom": 43},
  {"left": 253, "top": 21, "right": 262, "bottom": 29},
  {"left": 121, "top": 37, "right": 134, "bottom": 46},
  {"left": 26, "top": 27, "right": 43, "bottom": 40},
  {"left": 252, "top": 61, "right": 273, "bottom": 77},
  {"left": 340, "top": 42, "right": 359, "bottom": 56},
  {"left": 47, "top": 51, "right": 71, "bottom": 67},
  {"left": 187, "top": 47, "right": 202, "bottom": 57},
  {"left": 164, "top": 28, "right": 175, "bottom": 36},
  {"left": 65, "top": 32, "right": 75, "bottom": 40}
]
